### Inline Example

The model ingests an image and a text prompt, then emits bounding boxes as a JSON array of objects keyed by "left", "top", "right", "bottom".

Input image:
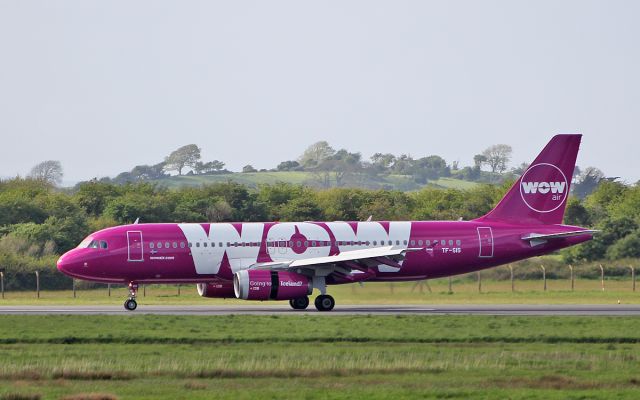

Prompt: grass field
[
  {"left": 1, "top": 278, "right": 638, "bottom": 306},
  {"left": 1, "top": 315, "right": 640, "bottom": 399}
]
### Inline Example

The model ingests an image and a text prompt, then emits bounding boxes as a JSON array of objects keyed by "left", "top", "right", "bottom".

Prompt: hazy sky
[{"left": 0, "top": 1, "right": 638, "bottom": 184}]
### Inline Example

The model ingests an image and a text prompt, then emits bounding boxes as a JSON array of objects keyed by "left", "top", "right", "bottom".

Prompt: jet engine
[
  {"left": 196, "top": 281, "right": 235, "bottom": 298},
  {"left": 234, "top": 270, "right": 312, "bottom": 300}
]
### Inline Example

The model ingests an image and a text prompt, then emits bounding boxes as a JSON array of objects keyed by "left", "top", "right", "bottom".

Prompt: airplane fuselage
[{"left": 57, "top": 220, "right": 591, "bottom": 285}]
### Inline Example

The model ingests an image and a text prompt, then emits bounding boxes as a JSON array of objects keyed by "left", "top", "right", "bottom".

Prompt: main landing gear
[
  {"left": 314, "top": 294, "right": 335, "bottom": 312},
  {"left": 124, "top": 282, "right": 138, "bottom": 311},
  {"left": 289, "top": 296, "right": 310, "bottom": 310},
  {"left": 288, "top": 295, "right": 335, "bottom": 311}
]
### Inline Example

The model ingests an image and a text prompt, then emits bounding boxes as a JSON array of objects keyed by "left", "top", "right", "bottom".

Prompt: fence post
[
  {"left": 72, "top": 279, "right": 76, "bottom": 298},
  {"left": 569, "top": 265, "right": 574, "bottom": 291},
  {"left": 448, "top": 277, "right": 452, "bottom": 294},
  {"left": 508, "top": 264, "right": 514, "bottom": 292},
  {"left": 143, "top": 284, "right": 146, "bottom": 297},
  {"left": 35, "top": 271, "right": 40, "bottom": 299},
  {"left": 0, "top": 271, "right": 4, "bottom": 299},
  {"left": 477, "top": 271, "right": 482, "bottom": 293},
  {"left": 599, "top": 264, "right": 605, "bottom": 291},
  {"left": 108, "top": 283, "right": 111, "bottom": 297},
  {"left": 540, "top": 265, "right": 546, "bottom": 291},
  {"left": 630, "top": 266, "right": 635, "bottom": 292}
]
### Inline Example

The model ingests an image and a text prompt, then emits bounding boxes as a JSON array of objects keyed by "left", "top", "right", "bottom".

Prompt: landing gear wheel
[
  {"left": 124, "top": 298, "right": 137, "bottom": 311},
  {"left": 289, "top": 296, "right": 310, "bottom": 310},
  {"left": 314, "top": 294, "right": 335, "bottom": 312}
]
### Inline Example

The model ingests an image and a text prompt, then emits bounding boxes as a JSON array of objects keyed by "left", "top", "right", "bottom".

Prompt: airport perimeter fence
[{"left": 0, "top": 262, "right": 638, "bottom": 299}]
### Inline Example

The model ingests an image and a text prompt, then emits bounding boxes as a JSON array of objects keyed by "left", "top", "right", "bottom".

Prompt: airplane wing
[
  {"left": 521, "top": 230, "right": 598, "bottom": 247},
  {"left": 249, "top": 246, "right": 421, "bottom": 279}
]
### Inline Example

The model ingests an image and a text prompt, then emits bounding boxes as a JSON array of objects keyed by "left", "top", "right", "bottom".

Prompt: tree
[
  {"left": 299, "top": 141, "right": 335, "bottom": 168},
  {"left": 370, "top": 153, "right": 396, "bottom": 170},
  {"left": 164, "top": 144, "right": 201, "bottom": 175},
  {"left": 242, "top": 165, "right": 257, "bottom": 173},
  {"left": 481, "top": 144, "right": 512, "bottom": 173},
  {"left": 573, "top": 167, "right": 604, "bottom": 199},
  {"left": 276, "top": 160, "right": 301, "bottom": 171},
  {"left": 130, "top": 162, "right": 167, "bottom": 180},
  {"left": 511, "top": 162, "right": 530, "bottom": 176},
  {"left": 473, "top": 154, "right": 487, "bottom": 169},
  {"left": 29, "top": 160, "right": 63, "bottom": 185},
  {"left": 194, "top": 160, "right": 226, "bottom": 175},
  {"left": 206, "top": 199, "right": 233, "bottom": 222}
]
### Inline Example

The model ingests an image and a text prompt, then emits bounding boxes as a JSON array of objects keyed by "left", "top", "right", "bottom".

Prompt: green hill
[{"left": 154, "top": 171, "right": 480, "bottom": 191}]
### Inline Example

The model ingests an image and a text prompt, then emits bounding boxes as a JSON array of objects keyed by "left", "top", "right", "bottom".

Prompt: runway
[{"left": 0, "top": 304, "right": 639, "bottom": 316}]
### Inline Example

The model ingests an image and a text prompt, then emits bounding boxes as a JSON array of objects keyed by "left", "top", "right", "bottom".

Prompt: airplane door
[
  {"left": 127, "top": 231, "right": 144, "bottom": 262},
  {"left": 477, "top": 227, "right": 494, "bottom": 258}
]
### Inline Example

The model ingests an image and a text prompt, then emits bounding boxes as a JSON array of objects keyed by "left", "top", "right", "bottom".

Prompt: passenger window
[
  {"left": 219, "top": 242, "right": 223, "bottom": 247},
  {"left": 388, "top": 240, "right": 392, "bottom": 245},
  {"left": 150, "top": 242, "right": 155, "bottom": 249},
  {"left": 403, "top": 240, "right": 407, "bottom": 245},
  {"left": 449, "top": 240, "right": 453, "bottom": 246},
  {"left": 203, "top": 242, "right": 208, "bottom": 247},
  {"left": 172, "top": 242, "right": 177, "bottom": 248},
  {"left": 396, "top": 240, "right": 400, "bottom": 245},
  {"left": 441, "top": 240, "right": 446, "bottom": 245},
  {"left": 211, "top": 242, "right": 215, "bottom": 247},
  {"left": 456, "top": 240, "right": 461, "bottom": 246},
  {"left": 196, "top": 242, "right": 200, "bottom": 248},
  {"left": 180, "top": 242, "right": 185, "bottom": 248},
  {"left": 157, "top": 242, "right": 163, "bottom": 249},
  {"left": 188, "top": 242, "right": 192, "bottom": 248},
  {"left": 165, "top": 242, "right": 170, "bottom": 249},
  {"left": 100, "top": 241, "right": 108, "bottom": 249},
  {"left": 426, "top": 240, "right": 431, "bottom": 246},
  {"left": 373, "top": 241, "right": 377, "bottom": 245},
  {"left": 418, "top": 240, "right": 423, "bottom": 246}
]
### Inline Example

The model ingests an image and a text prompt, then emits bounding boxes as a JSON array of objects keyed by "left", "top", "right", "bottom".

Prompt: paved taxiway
[{"left": 0, "top": 304, "right": 639, "bottom": 316}]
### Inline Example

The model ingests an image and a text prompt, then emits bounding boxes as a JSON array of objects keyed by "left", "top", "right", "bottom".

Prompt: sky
[{"left": 0, "top": 1, "right": 638, "bottom": 185}]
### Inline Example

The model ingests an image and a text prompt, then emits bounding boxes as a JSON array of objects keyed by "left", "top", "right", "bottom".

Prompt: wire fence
[{"left": 0, "top": 263, "right": 637, "bottom": 299}]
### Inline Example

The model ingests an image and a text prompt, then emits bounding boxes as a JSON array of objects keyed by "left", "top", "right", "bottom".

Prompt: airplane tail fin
[{"left": 475, "top": 134, "right": 581, "bottom": 225}]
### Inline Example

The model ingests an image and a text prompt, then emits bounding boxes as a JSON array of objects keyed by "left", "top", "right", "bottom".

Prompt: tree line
[
  {"left": 0, "top": 175, "right": 638, "bottom": 275},
  {"left": 91, "top": 141, "right": 521, "bottom": 187}
]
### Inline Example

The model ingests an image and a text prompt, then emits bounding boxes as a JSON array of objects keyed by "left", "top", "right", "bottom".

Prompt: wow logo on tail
[{"left": 519, "top": 163, "right": 568, "bottom": 213}]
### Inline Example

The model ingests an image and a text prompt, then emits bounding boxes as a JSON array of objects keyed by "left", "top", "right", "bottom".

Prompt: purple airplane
[{"left": 57, "top": 134, "right": 595, "bottom": 311}]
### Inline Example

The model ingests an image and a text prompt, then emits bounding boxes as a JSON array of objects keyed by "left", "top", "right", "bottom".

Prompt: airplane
[{"left": 57, "top": 134, "right": 595, "bottom": 311}]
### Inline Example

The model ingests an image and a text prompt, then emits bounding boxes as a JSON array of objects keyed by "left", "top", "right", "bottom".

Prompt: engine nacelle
[
  {"left": 234, "top": 270, "right": 312, "bottom": 300},
  {"left": 196, "top": 281, "right": 235, "bottom": 298}
]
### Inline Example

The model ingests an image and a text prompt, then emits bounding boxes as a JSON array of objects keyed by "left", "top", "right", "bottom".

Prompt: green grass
[
  {"left": 1, "top": 278, "right": 638, "bottom": 306},
  {"left": 1, "top": 315, "right": 640, "bottom": 399},
  {"left": 429, "top": 177, "right": 480, "bottom": 190}
]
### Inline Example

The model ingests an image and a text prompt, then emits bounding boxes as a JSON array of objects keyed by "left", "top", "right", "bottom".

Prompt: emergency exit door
[{"left": 477, "top": 227, "right": 494, "bottom": 258}]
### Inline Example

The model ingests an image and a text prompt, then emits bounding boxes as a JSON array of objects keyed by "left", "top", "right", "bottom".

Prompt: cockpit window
[
  {"left": 100, "top": 241, "right": 108, "bottom": 249},
  {"left": 78, "top": 237, "right": 93, "bottom": 248},
  {"left": 78, "top": 237, "right": 100, "bottom": 249}
]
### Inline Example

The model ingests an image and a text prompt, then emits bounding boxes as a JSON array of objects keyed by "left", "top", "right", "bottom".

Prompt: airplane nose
[{"left": 56, "top": 255, "right": 68, "bottom": 274}]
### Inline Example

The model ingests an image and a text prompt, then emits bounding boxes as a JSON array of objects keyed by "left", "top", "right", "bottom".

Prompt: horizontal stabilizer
[{"left": 521, "top": 230, "right": 598, "bottom": 247}]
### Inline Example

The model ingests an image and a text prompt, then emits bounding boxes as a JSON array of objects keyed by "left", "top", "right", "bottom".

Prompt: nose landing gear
[{"left": 124, "top": 282, "right": 138, "bottom": 311}]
